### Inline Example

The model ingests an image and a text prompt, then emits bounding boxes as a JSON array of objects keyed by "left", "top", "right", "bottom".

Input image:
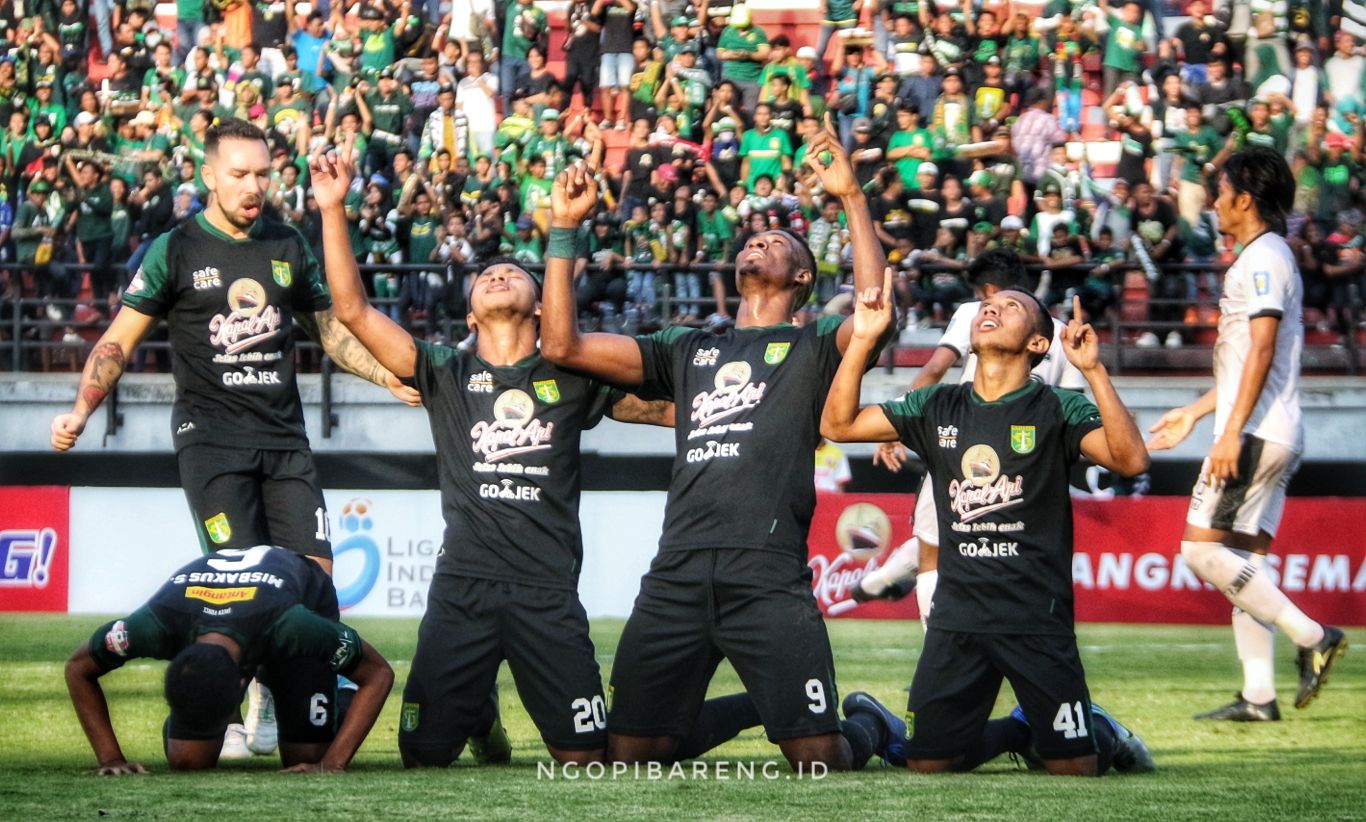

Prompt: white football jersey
[
  {"left": 1214, "top": 232, "right": 1304, "bottom": 452},
  {"left": 937, "top": 300, "right": 1087, "bottom": 389}
]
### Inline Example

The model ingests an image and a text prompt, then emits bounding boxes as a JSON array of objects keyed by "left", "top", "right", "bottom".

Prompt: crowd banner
[
  {"left": 808, "top": 494, "right": 1366, "bottom": 625},
  {"left": 0, "top": 487, "right": 69, "bottom": 612}
]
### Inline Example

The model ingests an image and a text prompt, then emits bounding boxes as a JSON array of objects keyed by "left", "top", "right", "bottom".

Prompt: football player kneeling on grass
[
  {"left": 65, "top": 546, "right": 393, "bottom": 774},
  {"left": 822, "top": 275, "right": 1156, "bottom": 776}
]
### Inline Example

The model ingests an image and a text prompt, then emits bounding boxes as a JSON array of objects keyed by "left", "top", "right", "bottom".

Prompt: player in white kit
[
  {"left": 1147, "top": 146, "right": 1347, "bottom": 721},
  {"left": 856, "top": 248, "right": 1086, "bottom": 625}
]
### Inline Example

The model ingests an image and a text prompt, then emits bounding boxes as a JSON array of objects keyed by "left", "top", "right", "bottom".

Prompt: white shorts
[
  {"left": 912, "top": 475, "right": 939, "bottom": 546},
  {"left": 599, "top": 52, "right": 633, "bottom": 89},
  {"left": 1186, "top": 435, "right": 1300, "bottom": 538}
]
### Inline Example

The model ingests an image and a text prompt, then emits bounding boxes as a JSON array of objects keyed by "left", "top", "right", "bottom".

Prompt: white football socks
[
  {"left": 860, "top": 538, "right": 920, "bottom": 596},
  {"left": 916, "top": 569, "right": 938, "bottom": 632},
  {"left": 1181, "top": 541, "right": 1326, "bottom": 649}
]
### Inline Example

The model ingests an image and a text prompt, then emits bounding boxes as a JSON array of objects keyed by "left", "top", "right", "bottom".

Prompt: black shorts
[
  {"left": 399, "top": 576, "right": 606, "bottom": 757},
  {"left": 608, "top": 548, "right": 841, "bottom": 742},
  {"left": 178, "top": 443, "right": 331, "bottom": 559},
  {"left": 258, "top": 655, "right": 338, "bottom": 746},
  {"left": 906, "top": 629, "right": 1097, "bottom": 761}
]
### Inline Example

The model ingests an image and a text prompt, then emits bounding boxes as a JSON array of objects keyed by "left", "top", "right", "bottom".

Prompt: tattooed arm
[
  {"left": 608, "top": 395, "right": 675, "bottom": 427},
  {"left": 297, "top": 308, "right": 421, "bottom": 407},
  {"left": 51, "top": 308, "right": 159, "bottom": 451}
]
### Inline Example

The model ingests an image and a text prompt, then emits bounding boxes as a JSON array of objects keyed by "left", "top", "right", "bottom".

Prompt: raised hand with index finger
[{"left": 804, "top": 112, "right": 861, "bottom": 198}]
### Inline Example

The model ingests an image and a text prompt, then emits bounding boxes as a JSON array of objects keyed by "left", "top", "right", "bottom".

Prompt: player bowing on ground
[
  {"left": 1148, "top": 146, "right": 1347, "bottom": 721},
  {"left": 309, "top": 134, "right": 674, "bottom": 767},
  {"left": 822, "top": 281, "right": 1154, "bottom": 776},
  {"left": 65, "top": 546, "right": 393, "bottom": 773},
  {"left": 541, "top": 122, "right": 904, "bottom": 772},
  {"left": 856, "top": 248, "right": 1087, "bottom": 617}
]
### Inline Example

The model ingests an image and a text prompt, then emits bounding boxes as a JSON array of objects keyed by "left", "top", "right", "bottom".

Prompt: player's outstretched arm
[
  {"left": 609, "top": 394, "right": 676, "bottom": 427},
  {"left": 64, "top": 642, "right": 145, "bottom": 775},
  {"left": 822, "top": 268, "right": 901, "bottom": 443},
  {"left": 1146, "top": 386, "right": 1215, "bottom": 451},
  {"left": 805, "top": 115, "right": 893, "bottom": 356},
  {"left": 50, "top": 307, "right": 157, "bottom": 451},
  {"left": 541, "top": 163, "right": 646, "bottom": 386},
  {"left": 1203, "top": 315, "right": 1279, "bottom": 484},
  {"left": 284, "top": 640, "right": 394, "bottom": 773},
  {"left": 306, "top": 132, "right": 421, "bottom": 399},
  {"left": 1063, "top": 296, "right": 1150, "bottom": 476}
]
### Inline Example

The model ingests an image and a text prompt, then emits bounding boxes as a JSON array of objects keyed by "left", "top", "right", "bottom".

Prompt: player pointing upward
[
  {"left": 822, "top": 276, "right": 1153, "bottom": 776},
  {"left": 1148, "top": 146, "right": 1347, "bottom": 721},
  {"left": 540, "top": 121, "right": 905, "bottom": 771}
]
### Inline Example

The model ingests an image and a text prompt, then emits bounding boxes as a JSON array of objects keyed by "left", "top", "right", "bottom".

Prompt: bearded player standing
[{"left": 1148, "top": 146, "right": 1347, "bottom": 721}]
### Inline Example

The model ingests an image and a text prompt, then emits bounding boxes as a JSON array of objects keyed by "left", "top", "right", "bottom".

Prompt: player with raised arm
[
  {"left": 65, "top": 546, "right": 393, "bottom": 774},
  {"left": 822, "top": 278, "right": 1154, "bottom": 776},
  {"left": 49, "top": 118, "right": 417, "bottom": 759},
  {"left": 1147, "top": 146, "right": 1347, "bottom": 722},
  {"left": 855, "top": 248, "right": 1087, "bottom": 617},
  {"left": 309, "top": 133, "right": 673, "bottom": 767},
  {"left": 539, "top": 118, "right": 906, "bottom": 772}
]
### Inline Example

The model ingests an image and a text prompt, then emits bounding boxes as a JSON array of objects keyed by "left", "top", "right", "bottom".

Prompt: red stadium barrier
[
  {"left": 0, "top": 487, "right": 69, "bottom": 612},
  {"left": 808, "top": 494, "right": 1366, "bottom": 626}
]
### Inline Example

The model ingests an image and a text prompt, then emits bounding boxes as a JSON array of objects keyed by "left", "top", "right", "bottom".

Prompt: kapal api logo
[{"left": 690, "top": 361, "right": 766, "bottom": 427}]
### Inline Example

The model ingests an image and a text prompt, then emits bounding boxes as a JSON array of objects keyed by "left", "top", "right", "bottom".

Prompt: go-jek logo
[
  {"left": 333, "top": 499, "right": 381, "bottom": 610},
  {"left": 0, "top": 529, "right": 57, "bottom": 588}
]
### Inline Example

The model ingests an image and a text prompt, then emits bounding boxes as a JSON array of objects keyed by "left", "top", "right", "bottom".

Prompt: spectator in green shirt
[
  {"left": 357, "top": 2, "right": 412, "bottom": 72},
  {"left": 716, "top": 5, "right": 770, "bottom": 112},
  {"left": 1100, "top": 0, "right": 1144, "bottom": 97},
  {"left": 815, "top": 0, "right": 861, "bottom": 62},
  {"left": 67, "top": 161, "right": 116, "bottom": 314},
  {"left": 1170, "top": 104, "right": 1219, "bottom": 225},
  {"left": 738, "top": 103, "right": 793, "bottom": 191},
  {"left": 759, "top": 35, "right": 812, "bottom": 114},
  {"left": 501, "top": 0, "right": 548, "bottom": 107},
  {"left": 886, "top": 104, "right": 933, "bottom": 188}
]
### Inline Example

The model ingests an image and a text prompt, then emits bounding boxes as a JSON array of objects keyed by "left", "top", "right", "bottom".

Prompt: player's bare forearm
[
  {"left": 1186, "top": 386, "right": 1217, "bottom": 419},
  {"left": 302, "top": 308, "right": 404, "bottom": 387},
  {"left": 835, "top": 195, "right": 893, "bottom": 354},
  {"left": 1081, "top": 364, "right": 1150, "bottom": 476},
  {"left": 64, "top": 644, "right": 127, "bottom": 769},
  {"left": 609, "top": 394, "right": 675, "bottom": 427},
  {"left": 540, "top": 243, "right": 646, "bottom": 385},
  {"left": 910, "top": 346, "right": 958, "bottom": 389},
  {"left": 70, "top": 309, "right": 156, "bottom": 419},
  {"left": 318, "top": 205, "right": 418, "bottom": 377},
  {"left": 821, "top": 337, "right": 898, "bottom": 442},
  {"left": 319, "top": 643, "right": 394, "bottom": 771}
]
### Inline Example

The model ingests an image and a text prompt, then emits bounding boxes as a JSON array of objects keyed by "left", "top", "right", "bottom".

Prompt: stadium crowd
[{"left": 1, "top": 0, "right": 1364, "bottom": 356}]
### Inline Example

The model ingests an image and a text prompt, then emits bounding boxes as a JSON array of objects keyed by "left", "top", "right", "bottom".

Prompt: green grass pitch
[{"left": 1, "top": 616, "right": 1362, "bottom": 820}]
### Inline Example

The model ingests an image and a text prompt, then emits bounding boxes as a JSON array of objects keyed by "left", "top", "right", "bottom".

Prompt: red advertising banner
[
  {"left": 0, "top": 487, "right": 70, "bottom": 612},
  {"left": 808, "top": 494, "right": 1366, "bottom": 626}
]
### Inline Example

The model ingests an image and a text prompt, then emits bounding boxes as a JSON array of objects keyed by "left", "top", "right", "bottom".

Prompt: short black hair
[
  {"left": 966, "top": 246, "right": 1028, "bottom": 292},
  {"left": 1223, "top": 145, "right": 1295, "bottom": 234},
  {"left": 205, "top": 118, "right": 267, "bottom": 157},
  {"left": 164, "top": 644, "right": 239, "bottom": 740}
]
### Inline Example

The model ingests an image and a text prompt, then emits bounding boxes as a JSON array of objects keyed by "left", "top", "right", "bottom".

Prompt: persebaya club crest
[
  {"left": 533, "top": 379, "right": 561, "bottom": 404},
  {"left": 764, "top": 342, "right": 791, "bottom": 365},
  {"left": 204, "top": 513, "right": 232, "bottom": 544},
  {"left": 400, "top": 703, "right": 419, "bottom": 732},
  {"left": 1010, "top": 425, "right": 1036, "bottom": 455},
  {"left": 271, "top": 259, "right": 292, "bottom": 287}
]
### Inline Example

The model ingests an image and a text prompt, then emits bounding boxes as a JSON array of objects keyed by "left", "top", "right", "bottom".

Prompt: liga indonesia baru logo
[
  {"left": 808, "top": 503, "right": 893, "bottom": 616},
  {"left": 333, "top": 499, "right": 382, "bottom": 610}
]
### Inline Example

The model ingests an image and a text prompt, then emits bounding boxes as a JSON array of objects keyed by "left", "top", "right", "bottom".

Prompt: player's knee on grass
[
  {"left": 778, "top": 733, "right": 851, "bottom": 771},
  {"left": 548, "top": 745, "right": 606, "bottom": 765},
  {"left": 606, "top": 733, "right": 680, "bottom": 763},
  {"left": 165, "top": 737, "right": 225, "bottom": 771},
  {"left": 1042, "top": 754, "right": 1100, "bottom": 777},
  {"left": 906, "top": 757, "right": 958, "bottom": 773},
  {"left": 400, "top": 741, "right": 465, "bottom": 768},
  {"left": 278, "top": 742, "right": 329, "bottom": 768}
]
